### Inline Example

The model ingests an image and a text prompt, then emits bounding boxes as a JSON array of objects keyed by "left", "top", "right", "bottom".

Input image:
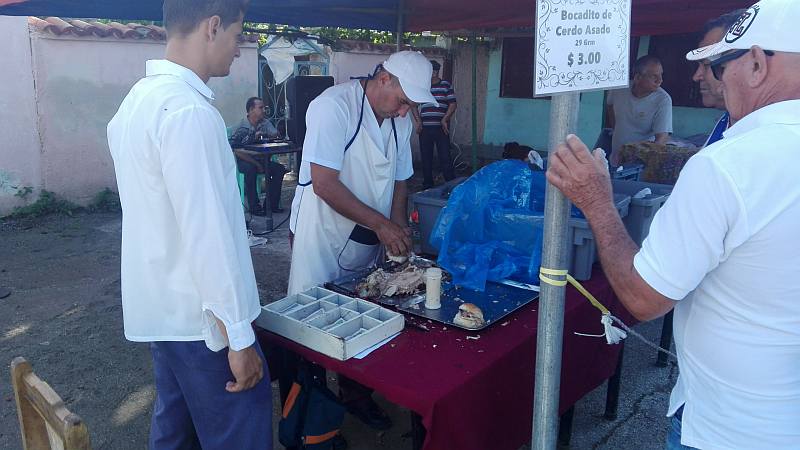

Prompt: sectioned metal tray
[{"left": 256, "top": 287, "right": 404, "bottom": 360}]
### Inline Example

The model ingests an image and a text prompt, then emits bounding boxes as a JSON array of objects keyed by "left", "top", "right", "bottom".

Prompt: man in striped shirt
[{"left": 412, "top": 60, "right": 457, "bottom": 189}]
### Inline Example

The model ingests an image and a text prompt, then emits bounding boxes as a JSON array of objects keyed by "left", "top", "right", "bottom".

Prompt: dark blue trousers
[{"left": 149, "top": 340, "right": 272, "bottom": 450}]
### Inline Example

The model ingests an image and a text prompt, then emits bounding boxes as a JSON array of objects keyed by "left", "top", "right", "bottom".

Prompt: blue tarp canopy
[
  {"left": 0, "top": 0, "right": 754, "bottom": 35},
  {"left": 0, "top": 0, "right": 400, "bottom": 30}
]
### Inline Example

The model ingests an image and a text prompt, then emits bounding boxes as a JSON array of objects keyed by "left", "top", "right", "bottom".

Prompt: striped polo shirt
[{"left": 419, "top": 80, "right": 456, "bottom": 127}]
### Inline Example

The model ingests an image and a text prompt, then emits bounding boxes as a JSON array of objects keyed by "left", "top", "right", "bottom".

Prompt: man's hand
[
  {"left": 375, "top": 219, "right": 412, "bottom": 257},
  {"left": 255, "top": 130, "right": 264, "bottom": 140},
  {"left": 441, "top": 119, "right": 450, "bottom": 135},
  {"left": 226, "top": 345, "right": 264, "bottom": 393},
  {"left": 546, "top": 134, "right": 614, "bottom": 216}
]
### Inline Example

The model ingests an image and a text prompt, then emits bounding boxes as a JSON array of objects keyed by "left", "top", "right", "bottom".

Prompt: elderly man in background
[
  {"left": 606, "top": 54, "right": 673, "bottom": 165},
  {"left": 547, "top": 1, "right": 800, "bottom": 448},
  {"left": 692, "top": 9, "right": 745, "bottom": 146}
]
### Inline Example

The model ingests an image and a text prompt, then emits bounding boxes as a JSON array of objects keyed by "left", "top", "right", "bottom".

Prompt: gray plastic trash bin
[
  {"left": 611, "top": 180, "right": 673, "bottom": 246},
  {"left": 567, "top": 194, "right": 631, "bottom": 280},
  {"left": 411, "top": 177, "right": 468, "bottom": 256}
]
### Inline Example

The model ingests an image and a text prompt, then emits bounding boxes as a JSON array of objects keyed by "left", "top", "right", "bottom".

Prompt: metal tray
[
  {"left": 326, "top": 262, "right": 538, "bottom": 331},
  {"left": 256, "top": 288, "right": 404, "bottom": 360},
  {"left": 397, "top": 281, "right": 538, "bottom": 331},
  {"left": 324, "top": 257, "right": 439, "bottom": 308}
]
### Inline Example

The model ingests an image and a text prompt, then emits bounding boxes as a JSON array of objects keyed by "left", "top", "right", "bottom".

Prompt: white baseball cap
[
  {"left": 382, "top": 51, "right": 438, "bottom": 105},
  {"left": 686, "top": 0, "right": 800, "bottom": 61}
]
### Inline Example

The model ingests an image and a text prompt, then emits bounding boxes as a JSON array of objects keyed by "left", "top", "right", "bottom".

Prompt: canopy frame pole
[
  {"left": 395, "top": 0, "right": 405, "bottom": 50},
  {"left": 470, "top": 32, "right": 478, "bottom": 172},
  {"left": 532, "top": 92, "right": 580, "bottom": 450}
]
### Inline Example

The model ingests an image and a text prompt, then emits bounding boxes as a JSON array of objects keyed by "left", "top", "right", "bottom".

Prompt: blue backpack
[{"left": 279, "top": 366, "right": 346, "bottom": 449}]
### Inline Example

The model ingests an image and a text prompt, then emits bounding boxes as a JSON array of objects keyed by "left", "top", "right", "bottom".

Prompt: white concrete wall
[
  {"left": 0, "top": 27, "right": 258, "bottom": 215},
  {"left": 328, "top": 50, "right": 446, "bottom": 167},
  {"left": 329, "top": 51, "right": 388, "bottom": 85},
  {"left": 0, "top": 17, "right": 42, "bottom": 213}
]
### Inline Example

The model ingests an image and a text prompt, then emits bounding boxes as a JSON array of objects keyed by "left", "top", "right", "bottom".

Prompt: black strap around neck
[{"left": 298, "top": 76, "right": 397, "bottom": 187}]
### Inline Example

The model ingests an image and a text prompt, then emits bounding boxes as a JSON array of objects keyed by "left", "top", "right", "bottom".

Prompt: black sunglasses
[{"left": 710, "top": 48, "right": 775, "bottom": 80}]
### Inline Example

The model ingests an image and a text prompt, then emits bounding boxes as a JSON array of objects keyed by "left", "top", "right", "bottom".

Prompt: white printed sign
[{"left": 534, "top": 0, "right": 631, "bottom": 96}]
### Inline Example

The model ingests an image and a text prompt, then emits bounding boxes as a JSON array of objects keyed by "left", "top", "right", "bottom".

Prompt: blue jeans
[
  {"left": 665, "top": 406, "right": 699, "bottom": 450},
  {"left": 149, "top": 340, "right": 272, "bottom": 450}
]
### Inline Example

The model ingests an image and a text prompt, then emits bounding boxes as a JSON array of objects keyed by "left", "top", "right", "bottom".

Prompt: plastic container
[
  {"left": 412, "top": 178, "right": 632, "bottom": 281},
  {"left": 567, "top": 193, "right": 631, "bottom": 280},
  {"left": 610, "top": 163, "right": 644, "bottom": 181},
  {"left": 411, "top": 177, "right": 468, "bottom": 256},
  {"left": 424, "top": 267, "right": 443, "bottom": 309},
  {"left": 611, "top": 179, "right": 674, "bottom": 246}
]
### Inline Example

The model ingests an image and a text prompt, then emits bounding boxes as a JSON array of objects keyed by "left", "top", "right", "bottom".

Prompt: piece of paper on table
[{"left": 353, "top": 332, "right": 401, "bottom": 359}]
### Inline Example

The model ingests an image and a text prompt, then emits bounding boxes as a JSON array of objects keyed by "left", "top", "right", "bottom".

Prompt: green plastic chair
[{"left": 228, "top": 124, "right": 267, "bottom": 212}]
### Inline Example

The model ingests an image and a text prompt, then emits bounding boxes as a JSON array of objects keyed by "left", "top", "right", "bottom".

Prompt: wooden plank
[{"left": 10, "top": 357, "right": 91, "bottom": 450}]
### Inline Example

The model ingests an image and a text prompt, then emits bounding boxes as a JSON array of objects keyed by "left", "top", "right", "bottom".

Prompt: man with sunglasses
[
  {"left": 545, "top": 1, "right": 800, "bottom": 448},
  {"left": 692, "top": 9, "right": 746, "bottom": 147}
]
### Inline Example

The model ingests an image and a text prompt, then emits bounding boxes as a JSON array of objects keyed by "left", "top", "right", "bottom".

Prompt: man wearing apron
[{"left": 287, "top": 51, "right": 437, "bottom": 430}]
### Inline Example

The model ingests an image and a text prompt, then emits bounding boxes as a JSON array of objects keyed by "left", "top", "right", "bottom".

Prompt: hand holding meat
[{"left": 375, "top": 219, "right": 412, "bottom": 257}]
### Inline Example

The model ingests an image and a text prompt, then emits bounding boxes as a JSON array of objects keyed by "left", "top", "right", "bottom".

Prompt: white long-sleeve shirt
[{"left": 107, "top": 59, "right": 260, "bottom": 351}]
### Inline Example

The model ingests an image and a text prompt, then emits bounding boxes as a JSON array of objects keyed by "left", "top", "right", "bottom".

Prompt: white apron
[{"left": 287, "top": 80, "right": 399, "bottom": 295}]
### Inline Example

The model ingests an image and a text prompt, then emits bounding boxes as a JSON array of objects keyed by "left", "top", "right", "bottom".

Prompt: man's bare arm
[
  {"left": 605, "top": 105, "right": 616, "bottom": 129},
  {"left": 546, "top": 135, "right": 675, "bottom": 321},
  {"left": 411, "top": 106, "right": 422, "bottom": 134},
  {"left": 213, "top": 317, "right": 264, "bottom": 393},
  {"left": 233, "top": 149, "right": 263, "bottom": 171},
  {"left": 311, "top": 163, "right": 411, "bottom": 256},
  {"left": 654, "top": 132, "right": 670, "bottom": 145},
  {"left": 390, "top": 180, "right": 409, "bottom": 228}
]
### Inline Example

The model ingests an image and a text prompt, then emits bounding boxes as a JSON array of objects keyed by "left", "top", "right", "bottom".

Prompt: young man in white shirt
[
  {"left": 547, "top": 1, "right": 800, "bottom": 448},
  {"left": 106, "top": 1, "right": 271, "bottom": 449}
]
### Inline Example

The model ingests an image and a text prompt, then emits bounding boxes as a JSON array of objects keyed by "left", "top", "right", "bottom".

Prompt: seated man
[
  {"left": 229, "top": 96, "right": 287, "bottom": 215},
  {"left": 606, "top": 55, "right": 673, "bottom": 166}
]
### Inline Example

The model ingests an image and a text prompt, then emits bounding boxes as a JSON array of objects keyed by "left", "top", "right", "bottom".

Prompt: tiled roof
[
  {"left": 27, "top": 16, "right": 259, "bottom": 43},
  {"left": 336, "top": 39, "right": 447, "bottom": 56}
]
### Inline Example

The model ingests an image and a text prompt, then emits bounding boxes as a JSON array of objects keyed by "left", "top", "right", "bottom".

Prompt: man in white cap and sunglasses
[
  {"left": 542, "top": 0, "right": 800, "bottom": 448},
  {"left": 287, "top": 51, "right": 436, "bottom": 430}
]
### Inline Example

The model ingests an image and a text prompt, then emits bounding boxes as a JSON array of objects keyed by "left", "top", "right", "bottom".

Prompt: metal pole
[
  {"left": 395, "top": 0, "right": 405, "bottom": 51},
  {"left": 470, "top": 33, "right": 478, "bottom": 172},
  {"left": 532, "top": 92, "right": 580, "bottom": 450}
]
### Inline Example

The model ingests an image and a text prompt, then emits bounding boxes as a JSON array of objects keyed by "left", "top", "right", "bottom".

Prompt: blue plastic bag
[{"left": 428, "top": 160, "right": 545, "bottom": 291}]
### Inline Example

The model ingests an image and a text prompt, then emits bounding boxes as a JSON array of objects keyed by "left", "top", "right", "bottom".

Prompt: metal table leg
[
  {"left": 604, "top": 341, "right": 625, "bottom": 420},
  {"left": 558, "top": 406, "right": 575, "bottom": 447},
  {"left": 410, "top": 411, "right": 426, "bottom": 450},
  {"left": 656, "top": 310, "right": 674, "bottom": 367}
]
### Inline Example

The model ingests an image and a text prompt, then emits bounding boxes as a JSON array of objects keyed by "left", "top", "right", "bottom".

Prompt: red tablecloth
[{"left": 259, "top": 266, "right": 630, "bottom": 450}]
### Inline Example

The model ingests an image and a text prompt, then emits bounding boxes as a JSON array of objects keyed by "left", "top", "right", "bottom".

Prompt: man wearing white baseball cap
[
  {"left": 286, "top": 51, "right": 435, "bottom": 431},
  {"left": 541, "top": 1, "right": 800, "bottom": 449}
]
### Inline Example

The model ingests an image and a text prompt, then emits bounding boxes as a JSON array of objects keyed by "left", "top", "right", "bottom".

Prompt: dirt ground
[{"left": 0, "top": 177, "right": 677, "bottom": 450}]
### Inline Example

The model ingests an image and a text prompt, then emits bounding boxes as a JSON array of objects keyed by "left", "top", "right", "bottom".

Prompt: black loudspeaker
[{"left": 286, "top": 76, "right": 334, "bottom": 147}]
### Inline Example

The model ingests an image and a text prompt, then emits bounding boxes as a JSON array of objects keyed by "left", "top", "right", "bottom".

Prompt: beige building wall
[
  {"left": 0, "top": 20, "right": 258, "bottom": 215},
  {"left": 449, "top": 40, "right": 489, "bottom": 153},
  {"left": 0, "top": 16, "right": 42, "bottom": 213}
]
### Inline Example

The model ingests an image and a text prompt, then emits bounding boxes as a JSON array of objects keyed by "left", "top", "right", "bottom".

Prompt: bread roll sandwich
[{"left": 453, "top": 303, "right": 486, "bottom": 329}]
